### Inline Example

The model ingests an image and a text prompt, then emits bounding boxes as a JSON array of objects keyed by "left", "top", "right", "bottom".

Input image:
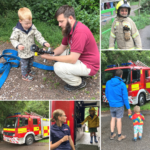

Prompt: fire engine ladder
[{"left": 135, "top": 60, "right": 149, "bottom": 67}]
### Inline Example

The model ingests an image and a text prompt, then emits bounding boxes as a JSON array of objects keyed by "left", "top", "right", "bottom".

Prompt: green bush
[{"left": 0, "top": 0, "right": 99, "bottom": 34}]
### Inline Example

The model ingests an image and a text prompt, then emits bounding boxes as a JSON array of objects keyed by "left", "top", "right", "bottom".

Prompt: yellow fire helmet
[
  {"left": 89, "top": 107, "right": 95, "bottom": 111},
  {"left": 116, "top": 0, "right": 131, "bottom": 17}
]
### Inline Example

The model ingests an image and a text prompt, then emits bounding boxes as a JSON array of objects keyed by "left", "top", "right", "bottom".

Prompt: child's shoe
[
  {"left": 110, "top": 133, "right": 116, "bottom": 140},
  {"left": 22, "top": 75, "right": 34, "bottom": 81},
  {"left": 132, "top": 137, "right": 137, "bottom": 142},
  {"left": 139, "top": 136, "right": 142, "bottom": 140},
  {"left": 94, "top": 136, "right": 98, "bottom": 143},
  {"left": 28, "top": 70, "right": 36, "bottom": 75},
  {"left": 90, "top": 136, "right": 93, "bottom": 144}
]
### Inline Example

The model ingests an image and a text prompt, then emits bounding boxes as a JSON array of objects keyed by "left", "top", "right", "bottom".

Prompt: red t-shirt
[{"left": 62, "top": 21, "right": 100, "bottom": 76}]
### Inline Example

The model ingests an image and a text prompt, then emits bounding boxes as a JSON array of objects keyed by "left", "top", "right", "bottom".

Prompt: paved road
[
  {"left": 0, "top": 141, "right": 49, "bottom": 150},
  {"left": 101, "top": 111, "right": 150, "bottom": 150}
]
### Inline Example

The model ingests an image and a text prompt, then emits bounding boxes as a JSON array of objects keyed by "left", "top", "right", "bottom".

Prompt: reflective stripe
[
  {"left": 42, "top": 118, "right": 49, "bottom": 121},
  {"left": 146, "top": 82, "right": 150, "bottom": 88},
  {"left": 67, "top": 120, "right": 70, "bottom": 127},
  {"left": 132, "top": 31, "right": 139, "bottom": 38},
  {"left": 18, "top": 128, "right": 27, "bottom": 133},
  {"left": 140, "top": 70, "right": 142, "bottom": 74},
  {"left": 43, "top": 126, "right": 49, "bottom": 137},
  {"left": 34, "top": 127, "right": 39, "bottom": 131},
  {"left": 131, "top": 84, "right": 139, "bottom": 91},
  {"left": 111, "top": 32, "right": 116, "bottom": 38},
  {"left": 3, "top": 128, "right": 15, "bottom": 131},
  {"left": 126, "top": 85, "right": 128, "bottom": 88},
  {"left": 108, "top": 47, "right": 114, "bottom": 50},
  {"left": 102, "top": 85, "right": 106, "bottom": 88}
]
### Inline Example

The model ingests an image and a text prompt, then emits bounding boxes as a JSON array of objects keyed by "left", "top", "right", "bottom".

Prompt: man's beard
[{"left": 62, "top": 20, "right": 71, "bottom": 37}]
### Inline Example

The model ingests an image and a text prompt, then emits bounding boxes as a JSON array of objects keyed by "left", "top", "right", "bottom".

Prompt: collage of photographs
[{"left": 0, "top": 0, "right": 150, "bottom": 150}]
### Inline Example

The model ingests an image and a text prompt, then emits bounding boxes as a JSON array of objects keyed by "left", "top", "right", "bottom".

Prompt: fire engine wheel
[
  {"left": 138, "top": 93, "right": 145, "bottom": 106},
  {"left": 25, "top": 135, "right": 34, "bottom": 145}
]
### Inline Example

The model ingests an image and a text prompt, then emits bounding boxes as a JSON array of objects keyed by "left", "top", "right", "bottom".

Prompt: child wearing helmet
[
  {"left": 109, "top": 0, "right": 142, "bottom": 50},
  {"left": 80, "top": 107, "right": 99, "bottom": 144}
]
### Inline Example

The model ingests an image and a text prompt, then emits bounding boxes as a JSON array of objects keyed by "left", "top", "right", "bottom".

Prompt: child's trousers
[{"left": 20, "top": 56, "right": 34, "bottom": 76}]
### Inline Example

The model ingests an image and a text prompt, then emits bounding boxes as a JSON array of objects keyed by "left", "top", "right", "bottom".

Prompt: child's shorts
[
  {"left": 134, "top": 125, "right": 143, "bottom": 134},
  {"left": 110, "top": 106, "right": 124, "bottom": 118},
  {"left": 89, "top": 128, "right": 97, "bottom": 132}
]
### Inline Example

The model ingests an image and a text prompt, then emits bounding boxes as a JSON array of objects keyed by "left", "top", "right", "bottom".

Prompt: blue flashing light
[
  {"left": 121, "top": 63, "right": 132, "bottom": 66},
  {"left": 14, "top": 113, "right": 21, "bottom": 115},
  {"left": 107, "top": 64, "right": 116, "bottom": 68}
]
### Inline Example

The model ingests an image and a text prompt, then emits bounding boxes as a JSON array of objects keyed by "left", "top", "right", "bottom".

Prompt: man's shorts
[
  {"left": 134, "top": 125, "right": 143, "bottom": 134},
  {"left": 110, "top": 106, "right": 124, "bottom": 118}
]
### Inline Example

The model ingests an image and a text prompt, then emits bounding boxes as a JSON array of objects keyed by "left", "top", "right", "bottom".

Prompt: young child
[
  {"left": 128, "top": 105, "right": 145, "bottom": 141},
  {"left": 10, "top": 7, "right": 50, "bottom": 81},
  {"left": 109, "top": 0, "right": 142, "bottom": 50},
  {"left": 80, "top": 107, "right": 99, "bottom": 144}
]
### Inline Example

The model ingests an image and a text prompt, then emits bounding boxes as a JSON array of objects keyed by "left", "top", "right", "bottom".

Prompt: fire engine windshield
[
  {"left": 103, "top": 69, "right": 130, "bottom": 85},
  {"left": 4, "top": 117, "right": 18, "bottom": 128}
]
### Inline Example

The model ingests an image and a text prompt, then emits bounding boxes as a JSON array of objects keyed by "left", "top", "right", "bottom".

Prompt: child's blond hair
[
  {"left": 134, "top": 105, "right": 140, "bottom": 113},
  {"left": 18, "top": 7, "right": 32, "bottom": 20}
]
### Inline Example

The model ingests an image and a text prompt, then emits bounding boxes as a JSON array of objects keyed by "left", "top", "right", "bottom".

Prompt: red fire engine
[
  {"left": 102, "top": 60, "right": 150, "bottom": 106},
  {"left": 50, "top": 101, "right": 100, "bottom": 147},
  {"left": 3, "top": 112, "right": 49, "bottom": 145}
]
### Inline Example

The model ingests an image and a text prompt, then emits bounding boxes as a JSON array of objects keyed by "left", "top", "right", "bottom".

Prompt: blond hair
[
  {"left": 50, "top": 109, "right": 65, "bottom": 122},
  {"left": 134, "top": 105, "right": 140, "bottom": 113},
  {"left": 18, "top": 7, "right": 32, "bottom": 20}
]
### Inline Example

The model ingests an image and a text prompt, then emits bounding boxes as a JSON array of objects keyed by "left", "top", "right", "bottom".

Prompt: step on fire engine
[
  {"left": 3, "top": 112, "right": 49, "bottom": 145},
  {"left": 102, "top": 60, "right": 150, "bottom": 106}
]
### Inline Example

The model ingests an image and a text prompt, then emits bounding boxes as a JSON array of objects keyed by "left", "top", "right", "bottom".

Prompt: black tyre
[
  {"left": 25, "top": 135, "right": 34, "bottom": 145},
  {"left": 138, "top": 93, "right": 145, "bottom": 106}
]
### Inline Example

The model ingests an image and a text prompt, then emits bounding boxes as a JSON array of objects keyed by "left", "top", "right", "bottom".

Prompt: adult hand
[
  {"left": 61, "top": 135, "right": 69, "bottom": 142},
  {"left": 44, "top": 42, "right": 50, "bottom": 47},
  {"left": 18, "top": 45, "right": 24, "bottom": 50},
  {"left": 128, "top": 109, "right": 132, "bottom": 114}
]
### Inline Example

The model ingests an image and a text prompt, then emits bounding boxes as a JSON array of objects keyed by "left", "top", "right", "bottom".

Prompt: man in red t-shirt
[{"left": 41, "top": 5, "right": 100, "bottom": 91}]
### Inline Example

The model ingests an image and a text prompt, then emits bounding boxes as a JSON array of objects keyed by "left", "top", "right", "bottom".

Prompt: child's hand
[
  {"left": 44, "top": 42, "right": 50, "bottom": 47},
  {"left": 18, "top": 45, "right": 24, "bottom": 50},
  {"left": 128, "top": 109, "right": 132, "bottom": 115}
]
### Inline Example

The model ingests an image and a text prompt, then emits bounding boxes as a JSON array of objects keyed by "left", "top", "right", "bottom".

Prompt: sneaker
[
  {"left": 132, "top": 138, "right": 137, "bottom": 142},
  {"left": 110, "top": 133, "right": 116, "bottom": 140},
  {"left": 64, "top": 79, "right": 86, "bottom": 91},
  {"left": 138, "top": 137, "right": 142, "bottom": 140},
  {"left": 22, "top": 75, "right": 34, "bottom": 81},
  {"left": 28, "top": 70, "right": 36, "bottom": 75},
  {"left": 118, "top": 135, "right": 126, "bottom": 141}
]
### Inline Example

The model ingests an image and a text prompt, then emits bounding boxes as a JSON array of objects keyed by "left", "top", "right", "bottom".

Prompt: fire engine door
[
  {"left": 32, "top": 118, "right": 41, "bottom": 135},
  {"left": 131, "top": 69, "right": 141, "bottom": 96},
  {"left": 144, "top": 70, "right": 150, "bottom": 93}
]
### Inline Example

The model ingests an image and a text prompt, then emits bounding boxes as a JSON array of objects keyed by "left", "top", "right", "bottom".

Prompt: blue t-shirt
[{"left": 50, "top": 124, "right": 71, "bottom": 150}]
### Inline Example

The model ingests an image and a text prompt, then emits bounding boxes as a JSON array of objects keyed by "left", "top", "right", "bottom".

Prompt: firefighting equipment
[
  {"left": 109, "top": 17, "right": 142, "bottom": 50},
  {"left": 116, "top": 0, "right": 131, "bottom": 17}
]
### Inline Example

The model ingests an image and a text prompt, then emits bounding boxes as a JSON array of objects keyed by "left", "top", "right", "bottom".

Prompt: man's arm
[
  {"left": 41, "top": 51, "right": 81, "bottom": 64},
  {"left": 68, "top": 135, "right": 75, "bottom": 150},
  {"left": 53, "top": 44, "right": 67, "bottom": 56}
]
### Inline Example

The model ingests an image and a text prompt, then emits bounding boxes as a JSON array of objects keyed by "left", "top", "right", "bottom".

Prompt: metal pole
[{"left": 138, "top": 0, "right": 141, "bottom": 15}]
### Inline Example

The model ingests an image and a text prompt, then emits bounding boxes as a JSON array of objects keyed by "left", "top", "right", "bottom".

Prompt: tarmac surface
[
  {"left": 0, "top": 141, "right": 49, "bottom": 150},
  {"left": 101, "top": 111, "right": 150, "bottom": 150}
]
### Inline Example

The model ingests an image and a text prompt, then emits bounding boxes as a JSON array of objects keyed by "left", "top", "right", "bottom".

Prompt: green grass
[
  {"left": 101, "top": 101, "right": 150, "bottom": 112},
  {"left": 38, "top": 138, "right": 49, "bottom": 143},
  {"left": 101, "top": 12, "right": 150, "bottom": 49},
  {"left": 0, "top": 11, "right": 99, "bottom": 48},
  {"left": 130, "top": 1, "right": 139, "bottom": 6}
]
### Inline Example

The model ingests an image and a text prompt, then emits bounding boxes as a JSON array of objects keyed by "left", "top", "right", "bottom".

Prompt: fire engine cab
[
  {"left": 3, "top": 112, "right": 49, "bottom": 145},
  {"left": 102, "top": 60, "right": 150, "bottom": 106}
]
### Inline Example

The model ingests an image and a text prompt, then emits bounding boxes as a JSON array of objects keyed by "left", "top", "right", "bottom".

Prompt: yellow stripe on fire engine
[
  {"left": 102, "top": 85, "right": 106, "bottom": 88},
  {"left": 3, "top": 128, "right": 15, "bottom": 131},
  {"left": 131, "top": 84, "right": 139, "bottom": 91},
  {"left": 18, "top": 128, "right": 27, "bottom": 133},
  {"left": 44, "top": 126, "right": 48, "bottom": 130},
  {"left": 140, "top": 70, "right": 142, "bottom": 74},
  {"left": 67, "top": 120, "right": 70, "bottom": 127},
  {"left": 146, "top": 82, "right": 150, "bottom": 88},
  {"left": 34, "top": 127, "right": 39, "bottom": 131},
  {"left": 126, "top": 85, "right": 128, "bottom": 88},
  {"left": 44, "top": 133, "right": 48, "bottom": 136},
  {"left": 39, "top": 130, "right": 41, "bottom": 134}
]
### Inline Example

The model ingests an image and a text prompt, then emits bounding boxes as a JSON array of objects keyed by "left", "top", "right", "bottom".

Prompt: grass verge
[
  {"left": 101, "top": 101, "right": 150, "bottom": 112},
  {"left": 38, "top": 138, "right": 49, "bottom": 143}
]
